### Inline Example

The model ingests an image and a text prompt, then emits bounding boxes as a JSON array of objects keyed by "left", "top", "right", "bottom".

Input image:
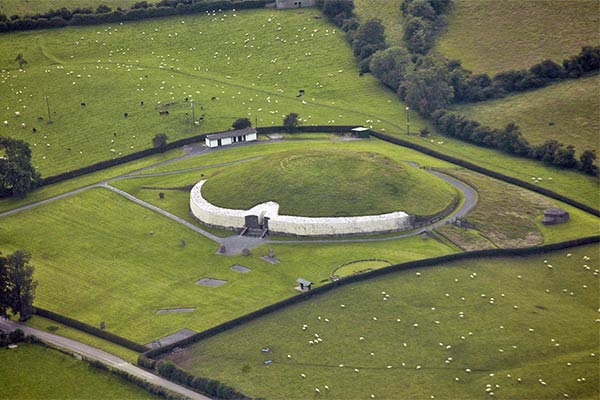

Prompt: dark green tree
[
  {"left": 321, "top": 0, "right": 355, "bottom": 20},
  {"left": 232, "top": 117, "right": 252, "bottom": 130},
  {"left": 283, "top": 113, "right": 300, "bottom": 132},
  {"left": 579, "top": 149, "right": 597, "bottom": 175},
  {"left": 369, "top": 47, "right": 412, "bottom": 90},
  {"left": 96, "top": 4, "right": 112, "bottom": 13},
  {"left": 0, "top": 254, "right": 10, "bottom": 318},
  {"left": 553, "top": 145, "right": 577, "bottom": 168},
  {"left": 401, "top": 61, "right": 454, "bottom": 115},
  {"left": 6, "top": 250, "right": 37, "bottom": 321},
  {"left": 152, "top": 133, "right": 168, "bottom": 151},
  {"left": 0, "top": 136, "right": 40, "bottom": 198}
]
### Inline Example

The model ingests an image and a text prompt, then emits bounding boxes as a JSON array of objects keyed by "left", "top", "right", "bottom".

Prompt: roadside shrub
[{"left": 8, "top": 328, "right": 25, "bottom": 344}]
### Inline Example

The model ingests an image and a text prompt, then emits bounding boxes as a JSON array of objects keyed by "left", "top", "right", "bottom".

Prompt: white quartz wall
[{"left": 190, "top": 180, "right": 412, "bottom": 236}]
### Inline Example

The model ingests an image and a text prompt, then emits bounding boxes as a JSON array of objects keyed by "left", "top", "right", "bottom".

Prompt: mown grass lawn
[
  {"left": 171, "top": 244, "right": 600, "bottom": 400},
  {"left": 454, "top": 75, "right": 600, "bottom": 153},
  {"left": 0, "top": 342, "right": 159, "bottom": 399},
  {"left": 436, "top": 0, "right": 599, "bottom": 75},
  {"left": 0, "top": 186, "right": 457, "bottom": 343}
]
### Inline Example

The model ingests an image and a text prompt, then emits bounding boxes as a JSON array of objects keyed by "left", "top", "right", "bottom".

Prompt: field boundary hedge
[
  {"left": 34, "top": 307, "right": 149, "bottom": 353},
  {"left": 0, "top": 1, "right": 270, "bottom": 33},
  {"left": 143, "top": 235, "right": 599, "bottom": 360}
]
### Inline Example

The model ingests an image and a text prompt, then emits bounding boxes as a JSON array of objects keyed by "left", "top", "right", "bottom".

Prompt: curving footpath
[{"left": 0, "top": 318, "right": 210, "bottom": 400}]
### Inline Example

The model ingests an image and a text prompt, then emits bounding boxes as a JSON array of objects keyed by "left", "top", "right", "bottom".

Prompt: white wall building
[
  {"left": 204, "top": 128, "right": 257, "bottom": 148},
  {"left": 275, "top": 0, "right": 316, "bottom": 9},
  {"left": 190, "top": 180, "right": 413, "bottom": 236}
]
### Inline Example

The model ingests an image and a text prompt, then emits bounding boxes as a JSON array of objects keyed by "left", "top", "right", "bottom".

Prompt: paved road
[{"left": 0, "top": 318, "right": 210, "bottom": 400}]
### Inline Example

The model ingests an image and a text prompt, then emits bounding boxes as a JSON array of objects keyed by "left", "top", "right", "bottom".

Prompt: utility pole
[
  {"left": 45, "top": 96, "right": 52, "bottom": 122},
  {"left": 255, "top": 115, "right": 258, "bottom": 128},
  {"left": 191, "top": 100, "right": 195, "bottom": 125},
  {"left": 405, "top": 106, "right": 410, "bottom": 135}
]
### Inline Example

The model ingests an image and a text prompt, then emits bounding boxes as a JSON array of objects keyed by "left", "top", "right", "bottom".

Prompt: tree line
[
  {"left": 0, "top": 250, "right": 37, "bottom": 322},
  {"left": 0, "top": 0, "right": 269, "bottom": 32},
  {"left": 317, "top": 0, "right": 598, "bottom": 176}
]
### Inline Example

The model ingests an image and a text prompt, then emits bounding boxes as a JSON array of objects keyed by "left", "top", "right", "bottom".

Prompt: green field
[
  {"left": 0, "top": 342, "right": 158, "bottom": 399},
  {"left": 0, "top": 183, "right": 457, "bottom": 343},
  {"left": 0, "top": 8, "right": 417, "bottom": 177},
  {"left": 170, "top": 244, "right": 600, "bottom": 399},
  {"left": 454, "top": 74, "right": 600, "bottom": 153},
  {"left": 202, "top": 148, "right": 457, "bottom": 217},
  {"left": 0, "top": 7, "right": 597, "bottom": 211},
  {"left": 354, "top": 0, "right": 404, "bottom": 47},
  {"left": 0, "top": 0, "right": 140, "bottom": 16},
  {"left": 436, "top": 168, "right": 600, "bottom": 250},
  {"left": 436, "top": 0, "right": 599, "bottom": 75}
]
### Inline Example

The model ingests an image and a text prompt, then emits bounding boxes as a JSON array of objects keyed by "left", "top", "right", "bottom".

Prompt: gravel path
[{"left": 0, "top": 318, "right": 209, "bottom": 400}]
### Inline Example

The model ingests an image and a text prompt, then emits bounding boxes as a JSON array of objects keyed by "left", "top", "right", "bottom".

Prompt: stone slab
[
  {"left": 195, "top": 278, "right": 227, "bottom": 287},
  {"left": 231, "top": 264, "right": 252, "bottom": 273},
  {"left": 146, "top": 328, "right": 197, "bottom": 349},
  {"left": 156, "top": 307, "right": 196, "bottom": 315}
]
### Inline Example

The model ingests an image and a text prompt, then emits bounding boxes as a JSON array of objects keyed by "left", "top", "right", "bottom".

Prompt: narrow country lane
[{"left": 0, "top": 318, "right": 210, "bottom": 400}]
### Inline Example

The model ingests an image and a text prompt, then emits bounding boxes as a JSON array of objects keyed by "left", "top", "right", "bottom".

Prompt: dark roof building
[{"left": 541, "top": 207, "right": 570, "bottom": 225}]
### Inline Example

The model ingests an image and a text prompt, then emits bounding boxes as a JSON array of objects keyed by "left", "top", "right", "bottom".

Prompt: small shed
[
  {"left": 351, "top": 127, "right": 370, "bottom": 139},
  {"left": 541, "top": 208, "right": 570, "bottom": 225},
  {"left": 296, "top": 278, "right": 313, "bottom": 292},
  {"left": 205, "top": 128, "right": 257, "bottom": 148}
]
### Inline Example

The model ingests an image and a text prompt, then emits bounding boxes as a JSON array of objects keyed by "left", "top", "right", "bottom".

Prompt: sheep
[
  {"left": 81, "top": 102, "right": 87, "bottom": 106},
  {"left": 2, "top": 121, "right": 7, "bottom": 126},
  {"left": 14, "top": 111, "right": 21, "bottom": 117},
  {"left": 124, "top": 112, "right": 129, "bottom": 118}
]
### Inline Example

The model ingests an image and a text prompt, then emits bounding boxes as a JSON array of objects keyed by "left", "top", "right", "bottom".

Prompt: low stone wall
[{"left": 190, "top": 181, "right": 412, "bottom": 236}]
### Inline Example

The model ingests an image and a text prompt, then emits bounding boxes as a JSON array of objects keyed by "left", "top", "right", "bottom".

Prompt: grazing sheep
[
  {"left": 124, "top": 112, "right": 129, "bottom": 118},
  {"left": 81, "top": 102, "right": 86, "bottom": 106}
]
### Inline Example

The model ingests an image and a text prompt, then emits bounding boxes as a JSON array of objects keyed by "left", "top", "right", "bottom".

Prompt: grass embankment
[
  {"left": 454, "top": 75, "right": 600, "bottom": 153},
  {"left": 202, "top": 148, "right": 457, "bottom": 217},
  {"left": 435, "top": 169, "right": 600, "bottom": 250},
  {"left": 171, "top": 244, "right": 600, "bottom": 400},
  {"left": 354, "top": 0, "right": 404, "bottom": 47},
  {"left": 0, "top": 186, "right": 457, "bottom": 343},
  {"left": 0, "top": 0, "right": 139, "bottom": 16},
  {"left": 436, "top": 0, "right": 599, "bottom": 75},
  {"left": 0, "top": 342, "right": 159, "bottom": 399}
]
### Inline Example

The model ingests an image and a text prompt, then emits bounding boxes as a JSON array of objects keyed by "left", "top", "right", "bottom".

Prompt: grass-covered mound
[
  {"left": 201, "top": 149, "right": 457, "bottom": 217},
  {"left": 436, "top": 0, "right": 599, "bottom": 75},
  {"left": 171, "top": 244, "right": 600, "bottom": 400}
]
